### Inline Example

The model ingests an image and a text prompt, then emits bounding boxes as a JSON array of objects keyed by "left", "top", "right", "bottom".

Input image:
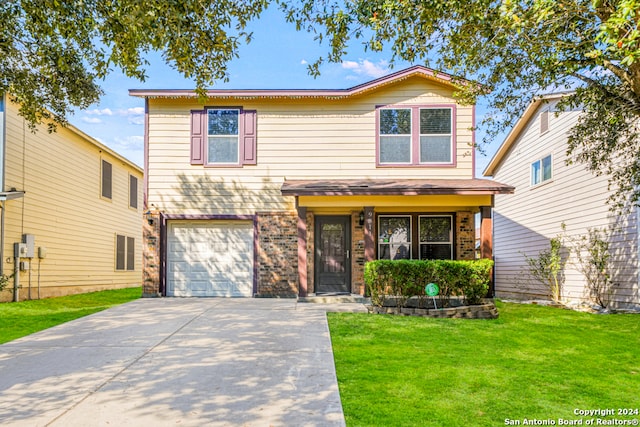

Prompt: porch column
[
  {"left": 364, "top": 206, "right": 374, "bottom": 262},
  {"left": 297, "top": 206, "right": 308, "bottom": 297},
  {"left": 480, "top": 206, "right": 493, "bottom": 259}
]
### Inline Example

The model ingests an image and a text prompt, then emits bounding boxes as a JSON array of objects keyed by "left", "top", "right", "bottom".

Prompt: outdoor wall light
[
  {"left": 145, "top": 210, "right": 154, "bottom": 226},
  {"left": 359, "top": 210, "right": 365, "bottom": 226}
]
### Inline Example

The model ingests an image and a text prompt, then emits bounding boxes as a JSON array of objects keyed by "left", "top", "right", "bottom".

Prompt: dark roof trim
[{"left": 281, "top": 179, "right": 514, "bottom": 196}]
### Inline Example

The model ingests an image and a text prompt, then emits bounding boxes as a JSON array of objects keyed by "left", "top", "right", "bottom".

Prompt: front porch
[{"left": 282, "top": 178, "right": 514, "bottom": 298}]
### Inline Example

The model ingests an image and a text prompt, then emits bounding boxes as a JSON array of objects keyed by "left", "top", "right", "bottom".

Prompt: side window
[
  {"left": 129, "top": 174, "right": 138, "bottom": 209},
  {"left": 116, "top": 235, "right": 136, "bottom": 271},
  {"left": 115, "top": 234, "right": 126, "bottom": 270},
  {"left": 531, "top": 154, "right": 553, "bottom": 186},
  {"left": 101, "top": 159, "right": 112, "bottom": 200},
  {"left": 540, "top": 110, "right": 549, "bottom": 134}
]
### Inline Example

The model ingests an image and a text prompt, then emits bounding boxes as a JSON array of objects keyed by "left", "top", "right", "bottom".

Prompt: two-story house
[
  {"left": 132, "top": 66, "right": 513, "bottom": 298},
  {"left": 0, "top": 94, "right": 143, "bottom": 302},
  {"left": 484, "top": 93, "right": 640, "bottom": 309}
]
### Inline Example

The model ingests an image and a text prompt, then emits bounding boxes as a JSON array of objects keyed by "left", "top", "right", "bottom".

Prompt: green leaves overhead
[
  {"left": 0, "top": 0, "right": 268, "bottom": 128},
  {"left": 280, "top": 0, "right": 640, "bottom": 209}
]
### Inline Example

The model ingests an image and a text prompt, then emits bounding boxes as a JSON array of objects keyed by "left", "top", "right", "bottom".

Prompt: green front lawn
[
  {"left": 329, "top": 301, "right": 640, "bottom": 427},
  {"left": 0, "top": 287, "right": 141, "bottom": 344}
]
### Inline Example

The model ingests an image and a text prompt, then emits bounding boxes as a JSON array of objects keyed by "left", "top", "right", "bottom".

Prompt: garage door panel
[{"left": 167, "top": 221, "right": 254, "bottom": 297}]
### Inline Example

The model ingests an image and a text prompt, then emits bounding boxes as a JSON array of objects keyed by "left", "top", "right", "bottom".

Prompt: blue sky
[{"left": 68, "top": 6, "right": 500, "bottom": 175}]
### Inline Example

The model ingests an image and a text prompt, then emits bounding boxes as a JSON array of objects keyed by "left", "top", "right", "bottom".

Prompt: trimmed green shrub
[{"left": 364, "top": 259, "right": 494, "bottom": 307}]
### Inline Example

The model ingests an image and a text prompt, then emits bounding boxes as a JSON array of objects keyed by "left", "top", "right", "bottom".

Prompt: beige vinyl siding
[
  {"left": 0, "top": 100, "right": 143, "bottom": 301},
  {"left": 491, "top": 100, "right": 639, "bottom": 308},
  {"left": 147, "top": 76, "right": 475, "bottom": 214}
]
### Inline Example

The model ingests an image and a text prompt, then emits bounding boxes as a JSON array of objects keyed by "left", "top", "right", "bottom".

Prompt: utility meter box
[
  {"left": 14, "top": 243, "right": 27, "bottom": 258},
  {"left": 19, "top": 261, "right": 30, "bottom": 271},
  {"left": 38, "top": 246, "right": 47, "bottom": 259},
  {"left": 22, "top": 234, "right": 35, "bottom": 258}
]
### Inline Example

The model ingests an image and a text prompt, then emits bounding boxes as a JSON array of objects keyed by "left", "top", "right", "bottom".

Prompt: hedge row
[{"left": 364, "top": 259, "right": 494, "bottom": 307}]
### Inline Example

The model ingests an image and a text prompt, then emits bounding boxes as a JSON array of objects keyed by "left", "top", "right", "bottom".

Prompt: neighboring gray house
[{"left": 483, "top": 94, "right": 640, "bottom": 309}]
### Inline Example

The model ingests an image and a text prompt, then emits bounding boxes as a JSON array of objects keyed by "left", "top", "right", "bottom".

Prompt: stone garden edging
[{"left": 366, "top": 301, "right": 499, "bottom": 319}]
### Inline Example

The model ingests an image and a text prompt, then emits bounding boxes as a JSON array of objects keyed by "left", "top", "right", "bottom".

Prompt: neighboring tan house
[
  {"left": 483, "top": 94, "right": 640, "bottom": 309},
  {"left": 131, "top": 66, "right": 513, "bottom": 298},
  {"left": 0, "top": 94, "right": 143, "bottom": 302}
]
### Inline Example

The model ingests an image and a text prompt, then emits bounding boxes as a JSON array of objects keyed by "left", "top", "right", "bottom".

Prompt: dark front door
[{"left": 315, "top": 216, "right": 351, "bottom": 294}]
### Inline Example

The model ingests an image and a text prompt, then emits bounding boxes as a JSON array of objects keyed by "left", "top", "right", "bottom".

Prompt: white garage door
[{"left": 167, "top": 221, "right": 254, "bottom": 297}]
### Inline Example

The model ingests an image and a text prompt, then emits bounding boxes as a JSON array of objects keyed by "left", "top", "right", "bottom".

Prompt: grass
[
  {"left": 0, "top": 287, "right": 141, "bottom": 344},
  {"left": 328, "top": 301, "right": 640, "bottom": 427}
]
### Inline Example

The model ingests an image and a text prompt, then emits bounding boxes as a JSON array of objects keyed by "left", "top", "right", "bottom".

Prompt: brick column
[
  {"left": 142, "top": 211, "right": 161, "bottom": 297},
  {"left": 456, "top": 211, "right": 475, "bottom": 260},
  {"left": 297, "top": 206, "right": 308, "bottom": 297},
  {"left": 480, "top": 206, "right": 492, "bottom": 259}
]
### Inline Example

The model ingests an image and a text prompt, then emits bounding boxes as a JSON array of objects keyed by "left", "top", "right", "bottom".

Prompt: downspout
[{"left": 0, "top": 93, "right": 6, "bottom": 276}]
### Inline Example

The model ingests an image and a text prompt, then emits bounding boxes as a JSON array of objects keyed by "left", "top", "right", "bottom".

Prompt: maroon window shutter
[
  {"left": 242, "top": 110, "right": 257, "bottom": 165},
  {"left": 190, "top": 109, "right": 206, "bottom": 165}
]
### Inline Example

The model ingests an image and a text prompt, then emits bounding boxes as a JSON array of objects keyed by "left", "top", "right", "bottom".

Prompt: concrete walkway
[{"left": 0, "top": 298, "right": 367, "bottom": 426}]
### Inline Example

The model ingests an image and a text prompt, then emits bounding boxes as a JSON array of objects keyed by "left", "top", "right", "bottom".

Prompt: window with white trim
[
  {"left": 378, "top": 216, "right": 412, "bottom": 260},
  {"left": 531, "top": 154, "right": 552, "bottom": 186},
  {"left": 419, "top": 215, "right": 453, "bottom": 260},
  {"left": 377, "top": 106, "right": 454, "bottom": 166},
  {"left": 207, "top": 109, "right": 240, "bottom": 164},
  {"left": 420, "top": 108, "right": 452, "bottom": 163}
]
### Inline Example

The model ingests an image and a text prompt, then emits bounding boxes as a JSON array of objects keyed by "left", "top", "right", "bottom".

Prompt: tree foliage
[
  {"left": 0, "top": 0, "right": 267, "bottom": 128},
  {"left": 280, "top": 0, "right": 640, "bottom": 209},
  {"left": 4, "top": 1, "right": 640, "bottom": 208}
]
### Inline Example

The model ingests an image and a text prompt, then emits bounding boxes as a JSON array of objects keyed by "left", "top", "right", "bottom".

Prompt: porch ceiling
[{"left": 281, "top": 179, "right": 514, "bottom": 197}]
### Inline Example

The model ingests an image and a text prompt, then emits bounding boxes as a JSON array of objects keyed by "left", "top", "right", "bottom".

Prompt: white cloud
[
  {"left": 113, "top": 135, "right": 144, "bottom": 148},
  {"left": 341, "top": 59, "right": 390, "bottom": 78},
  {"left": 300, "top": 59, "right": 308, "bottom": 65},
  {"left": 81, "top": 117, "right": 103, "bottom": 124},
  {"left": 85, "top": 108, "right": 113, "bottom": 116},
  {"left": 123, "top": 107, "right": 145, "bottom": 116}
]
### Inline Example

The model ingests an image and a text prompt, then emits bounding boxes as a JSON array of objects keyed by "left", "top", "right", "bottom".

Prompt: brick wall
[
  {"left": 142, "top": 212, "right": 161, "bottom": 297},
  {"left": 456, "top": 211, "right": 476, "bottom": 260},
  {"left": 351, "top": 211, "right": 366, "bottom": 295},
  {"left": 256, "top": 212, "right": 299, "bottom": 297}
]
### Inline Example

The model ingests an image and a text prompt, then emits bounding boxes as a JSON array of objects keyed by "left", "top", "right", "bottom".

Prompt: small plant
[
  {"left": 565, "top": 227, "right": 614, "bottom": 308},
  {"left": 0, "top": 274, "right": 11, "bottom": 293},
  {"left": 521, "top": 235, "right": 566, "bottom": 303}
]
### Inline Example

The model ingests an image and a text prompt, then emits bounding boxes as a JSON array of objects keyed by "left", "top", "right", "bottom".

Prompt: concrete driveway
[{"left": 0, "top": 298, "right": 367, "bottom": 426}]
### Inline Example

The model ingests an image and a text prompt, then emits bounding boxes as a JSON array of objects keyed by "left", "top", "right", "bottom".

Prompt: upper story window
[
  {"left": 377, "top": 105, "right": 454, "bottom": 167},
  {"left": 207, "top": 109, "right": 240, "bottom": 164},
  {"left": 531, "top": 154, "right": 552, "bottom": 186},
  {"left": 540, "top": 110, "right": 549, "bottom": 134},
  {"left": 101, "top": 159, "right": 112, "bottom": 200},
  {"left": 190, "top": 107, "right": 257, "bottom": 167},
  {"left": 129, "top": 174, "right": 138, "bottom": 209}
]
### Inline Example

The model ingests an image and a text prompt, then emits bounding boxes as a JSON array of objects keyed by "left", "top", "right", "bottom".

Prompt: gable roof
[
  {"left": 483, "top": 92, "right": 573, "bottom": 177},
  {"left": 129, "top": 66, "right": 471, "bottom": 99}
]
